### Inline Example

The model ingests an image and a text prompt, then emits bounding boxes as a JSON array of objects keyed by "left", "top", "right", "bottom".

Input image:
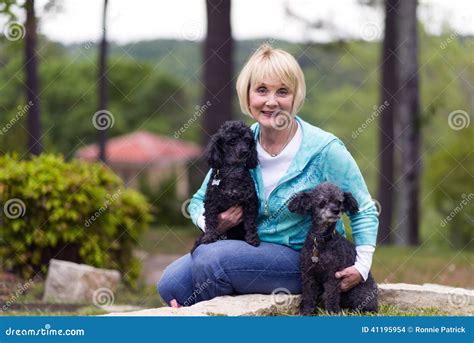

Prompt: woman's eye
[
  {"left": 257, "top": 87, "right": 266, "bottom": 94},
  {"left": 277, "top": 89, "right": 288, "bottom": 96}
]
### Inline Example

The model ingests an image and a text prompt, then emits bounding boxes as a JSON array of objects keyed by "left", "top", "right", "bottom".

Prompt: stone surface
[
  {"left": 379, "top": 283, "right": 473, "bottom": 315},
  {"left": 106, "top": 294, "right": 301, "bottom": 316},
  {"left": 100, "top": 305, "right": 144, "bottom": 313},
  {"left": 106, "top": 283, "right": 474, "bottom": 316},
  {"left": 43, "top": 259, "right": 121, "bottom": 304}
]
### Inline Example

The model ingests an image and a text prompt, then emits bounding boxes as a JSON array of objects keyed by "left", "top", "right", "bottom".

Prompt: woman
[{"left": 157, "top": 44, "right": 378, "bottom": 308}]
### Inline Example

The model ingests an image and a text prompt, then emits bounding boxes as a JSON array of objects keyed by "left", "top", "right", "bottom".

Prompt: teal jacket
[{"left": 188, "top": 116, "right": 379, "bottom": 251}]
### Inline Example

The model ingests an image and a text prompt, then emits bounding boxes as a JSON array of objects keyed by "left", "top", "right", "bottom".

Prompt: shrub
[{"left": 0, "top": 154, "right": 152, "bottom": 288}]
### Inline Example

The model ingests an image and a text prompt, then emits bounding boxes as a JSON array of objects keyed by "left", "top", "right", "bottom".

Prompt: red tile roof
[{"left": 76, "top": 131, "right": 202, "bottom": 165}]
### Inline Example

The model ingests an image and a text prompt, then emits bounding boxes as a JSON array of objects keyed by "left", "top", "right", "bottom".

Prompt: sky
[{"left": 3, "top": 0, "right": 474, "bottom": 44}]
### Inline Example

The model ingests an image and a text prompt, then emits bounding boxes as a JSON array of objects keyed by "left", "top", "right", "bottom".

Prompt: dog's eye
[
  {"left": 318, "top": 201, "right": 326, "bottom": 209},
  {"left": 335, "top": 201, "right": 341, "bottom": 206},
  {"left": 228, "top": 138, "right": 237, "bottom": 145}
]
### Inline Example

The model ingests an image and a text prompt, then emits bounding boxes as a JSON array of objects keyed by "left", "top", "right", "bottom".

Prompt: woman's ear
[
  {"left": 288, "top": 192, "right": 312, "bottom": 215},
  {"left": 246, "top": 137, "right": 259, "bottom": 169},
  {"left": 343, "top": 192, "right": 359, "bottom": 215},
  {"left": 207, "top": 134, "right": 223, "bottom": 169}
]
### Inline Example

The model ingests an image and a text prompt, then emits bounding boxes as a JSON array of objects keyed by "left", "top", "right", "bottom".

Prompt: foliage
[
  {"left": 0, "top": 154, "right": 152, "bottom": 287},
  {"left": 425, "top": 127, "right": 474, "bottom": 250}
]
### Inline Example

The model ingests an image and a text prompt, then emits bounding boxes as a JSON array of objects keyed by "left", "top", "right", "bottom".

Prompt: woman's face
[{"left": 248, "top": 78, "right": 294, "bottom": 129}]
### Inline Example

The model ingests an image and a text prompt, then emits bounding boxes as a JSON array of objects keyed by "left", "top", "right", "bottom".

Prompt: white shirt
[{"left": 197, "top": 121, "right": 374, "bottom": 281}]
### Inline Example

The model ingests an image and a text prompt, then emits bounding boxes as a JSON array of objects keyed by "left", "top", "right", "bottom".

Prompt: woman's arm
[
  {"left": 188, "top": 169, "right": 212, "bottom": 230},
  {"left": 322, "top": 140, "right": 379, "bottom": 247}
]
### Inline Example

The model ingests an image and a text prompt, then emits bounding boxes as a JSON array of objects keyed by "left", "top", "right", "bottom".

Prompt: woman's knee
[{"left": 156, "top": 254, "right": 193, "bottom": 305}]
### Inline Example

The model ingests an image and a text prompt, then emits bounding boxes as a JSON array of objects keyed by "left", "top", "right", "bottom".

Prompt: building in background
[{"left": 76, "top": 131, "right": 202, "bottom": 199}]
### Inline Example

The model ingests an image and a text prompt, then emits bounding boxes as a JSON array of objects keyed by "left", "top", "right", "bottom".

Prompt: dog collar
[
  {"left": 211, "top": 169, "right": 221, "bottom": 186},
  {"left": 311, "top": 229, "right": 336, "bottom": 263}
]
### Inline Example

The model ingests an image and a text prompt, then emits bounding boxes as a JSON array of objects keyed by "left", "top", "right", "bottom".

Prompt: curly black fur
[
  {"left": 288, "top": 182, "right": 378, "bottom": 315},
  {"left": 191, "top": 121, "right": 260, "bottom": 253}
]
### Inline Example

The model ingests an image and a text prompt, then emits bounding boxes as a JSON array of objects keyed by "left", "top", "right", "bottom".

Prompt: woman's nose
[{"left": 265, "top": 96, "right": 277, "bottom": 107}]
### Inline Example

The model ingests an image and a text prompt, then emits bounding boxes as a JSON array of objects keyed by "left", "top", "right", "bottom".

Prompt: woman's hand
[
  {"left": 335, "top": 266, "right": 362, "bottom": 292},
  {"left": 216, "top": 206, "right": 243, "bottom": 234}
]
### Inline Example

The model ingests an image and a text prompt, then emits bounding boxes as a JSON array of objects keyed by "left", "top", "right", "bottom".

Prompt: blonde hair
[{"left": 236, "top": 44, "right": 306, "bottom": 117}]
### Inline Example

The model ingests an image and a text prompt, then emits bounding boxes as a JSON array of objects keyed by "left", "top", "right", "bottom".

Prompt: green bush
[
  {"left": 0, "top": 154, "right": 152, "bottom": 288},
  {"left": 425, "top": 127, "right": 474, "bottom": 250}
]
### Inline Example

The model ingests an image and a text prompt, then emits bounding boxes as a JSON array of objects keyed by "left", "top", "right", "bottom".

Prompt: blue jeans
[{"left": 157, "top": 240, "right": 302, "bottom": 306}]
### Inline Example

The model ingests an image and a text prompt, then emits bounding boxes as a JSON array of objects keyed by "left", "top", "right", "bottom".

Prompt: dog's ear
[
  {"left": 246, "top": 137, "right": 259, "bottom": 169},
  {"left": 343, "top": 192, "right": 359, "bottom": 215},
  {"left": 207, "top": 134, "right": 223, "bottom": 169},
  {"left": 288, "top": 192, "right": 313, "bottom": 215}
]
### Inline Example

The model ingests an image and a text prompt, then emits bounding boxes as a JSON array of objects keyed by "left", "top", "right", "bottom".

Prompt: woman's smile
[{"left": 261, "top": 110, "right": 276, "bottom": 118}]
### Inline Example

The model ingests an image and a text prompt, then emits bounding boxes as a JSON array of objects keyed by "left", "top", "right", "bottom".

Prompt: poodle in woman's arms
[{"left": 191, "top": 121, "right": 260, "bottom": 253}]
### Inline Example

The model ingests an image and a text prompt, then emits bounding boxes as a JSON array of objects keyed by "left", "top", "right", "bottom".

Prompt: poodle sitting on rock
[
  {"left": 191, "top": 121, "right": 260, "bottom": 253},
  {"left": 288, "top": 182, "right": 378, "bottom": 315}
]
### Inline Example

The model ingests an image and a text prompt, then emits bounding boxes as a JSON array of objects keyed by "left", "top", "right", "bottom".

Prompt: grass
[
  {"left": 372, "top": 245, "right": 473, "bottom": 288},
  {"left": 272, "top": 304, "right": 449, "bottom": 316},
  {"left": 138, "top": 225, "right": 200, "bottom": 255}
]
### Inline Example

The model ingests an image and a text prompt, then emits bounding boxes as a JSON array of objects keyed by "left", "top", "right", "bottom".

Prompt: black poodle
[
  {"left": 191, "top": 121, "right": 260, "bottom": 253},
  {"left": 288, "top": 182, "right": 378, "bottom": 315}
]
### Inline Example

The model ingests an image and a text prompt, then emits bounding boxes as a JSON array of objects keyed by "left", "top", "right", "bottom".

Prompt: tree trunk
[
  {"left": 394, "top": 0, "right": 421, "bottom": 245},
  {"left": 97, "top": 0, "right": 109, "bottom": 163},
  {"left": 202, "top": 0, "right": 233, "bottom": 147},
  {"left": 24, "top": 0, "right": 41, "bottom": 155},
  {"left": 376, "top": 0, "right": 400, "bottom": 245}
]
